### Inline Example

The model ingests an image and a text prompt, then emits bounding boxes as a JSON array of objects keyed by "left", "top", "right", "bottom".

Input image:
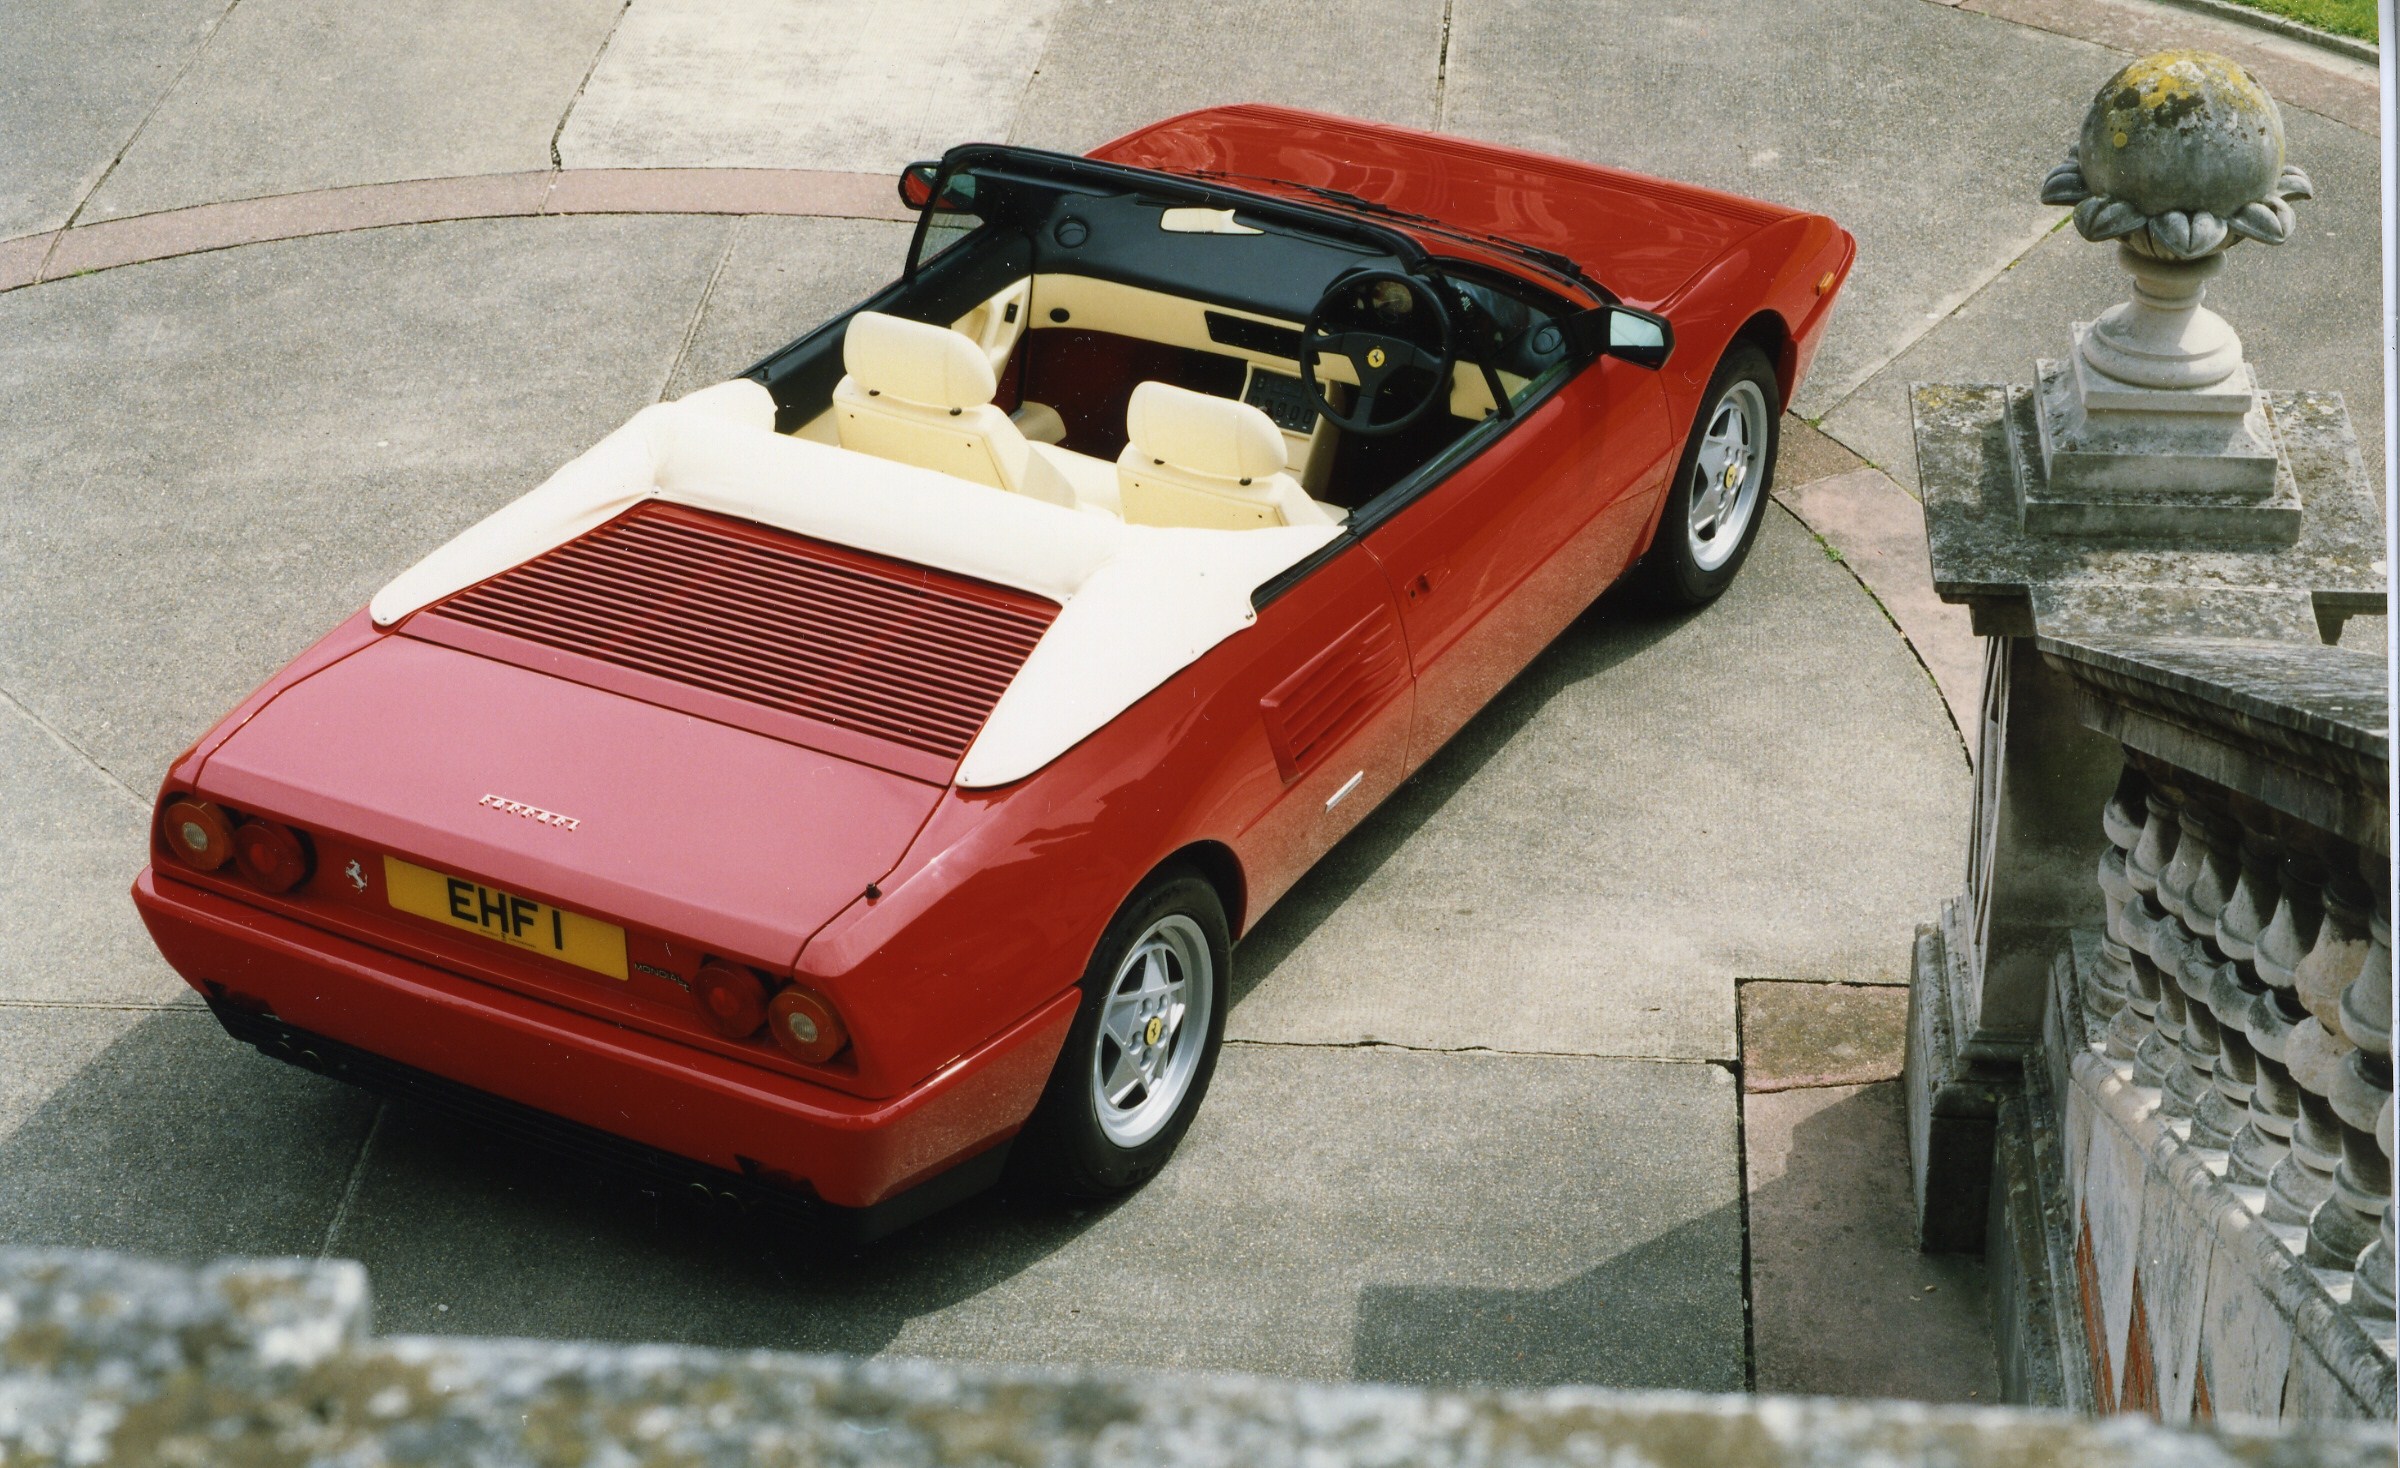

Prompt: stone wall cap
[
  {"left": 1912, "top": 383, "right": 2385, "bottom": 632},
  {"left": 2039, "top": 633, "right": 2388, "bottom": 762},
  {"left": 5, "top": 1246, "right": 2394, "bottom": 1466}
]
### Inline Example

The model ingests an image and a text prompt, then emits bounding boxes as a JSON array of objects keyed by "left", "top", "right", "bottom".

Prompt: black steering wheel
[{"left": 1301, "top": 268, "right": 1457, "bottom": 437}]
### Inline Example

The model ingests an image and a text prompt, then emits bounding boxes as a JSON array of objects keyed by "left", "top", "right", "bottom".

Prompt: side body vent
[
  {"left": 1259, "top": 604, "right": 1408, "bottom": 783},
  {"left": 406, "top": 504, "right": 1057, "bottom": 782}
]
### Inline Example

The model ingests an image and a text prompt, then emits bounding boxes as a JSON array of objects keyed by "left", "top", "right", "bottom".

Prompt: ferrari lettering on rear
[{"left": 478, "top": 793, "right": 579, "bottom": 830}]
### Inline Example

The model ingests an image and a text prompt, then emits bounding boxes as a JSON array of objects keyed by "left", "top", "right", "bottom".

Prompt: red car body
[{"left": 134, "top": 106, "right": 1853, "bottom": 1237}]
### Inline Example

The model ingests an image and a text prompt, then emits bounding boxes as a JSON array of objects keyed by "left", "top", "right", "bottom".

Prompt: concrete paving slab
[
  {"left": 322, "top": 1045, "right": 1746, "bottom": 1390},
  {"left": 1440, "top": 0, "right": 2099, "bottom": 419},
  {"left": 0, "top": 702, "right": 183, "bottom": 1007},
  {"left": 81, "top": 0, "right": 625, "bottom": 221},
  {"left": 663, "top": 216, "right": 916, "bottom": 399},
  {"left": 1817, "top": 106, "right": 2385, "bottom": 495},
  {"left": 1746, "top": 1080, "right": 1999, "bottom": 1400},
  {"left": 0, "top": 1007, "right": 376, "bottom": 1259},
  {"left": 0, "top": 215, "right": 729, "bottom": 796},
  {"left": 1008, "top": 0, "right": 1444, "bottom": 154},
  {"left": 0, "top": 0, "right": 229, "bottom": 238},
  {"left": 560, "top": 0, "right": 1064, "bottom": 175},
  {"left": 1779, "top": 416, "right": 1872, "bottom": 491},
  {"left": 1778, "top": 467, "right": 1983, "bottom": 732},
  {"left": 1229, "top": 505, "right": 1970, "bottom": 1063},
  {"left": 1966, "top": 0, "right": 2382, "bottom": 134},
  {"left": 1739, "top": 980, "right": 1910, "bottom": 1092}
]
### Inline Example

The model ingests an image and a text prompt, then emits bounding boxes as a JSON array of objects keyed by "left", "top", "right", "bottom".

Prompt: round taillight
[
  {"left": 768, "top": 986, "right": 848, "bottom": 1064},
  {"left": 232, "top": 819, "right": 310, "bottom": 893},
  {"left": 162, "top": 798, "right": 234, "bottom": 871},
  {"left": 694, "top": 961, "right": 767, "bottom": 1038}
]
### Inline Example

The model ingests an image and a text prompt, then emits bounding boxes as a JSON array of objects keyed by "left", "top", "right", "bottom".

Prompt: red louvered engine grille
[
  {"left": 1258, "top": 605, "right": 1408, "bottom": 783},
  {"left": 410, "top": 504, "right": 1057, "bottom": 776}
]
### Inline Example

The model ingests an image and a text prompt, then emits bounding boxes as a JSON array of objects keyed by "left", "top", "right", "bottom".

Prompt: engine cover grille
[{"left": 411, "top": 503, "right": 1056, "bottom": 776}]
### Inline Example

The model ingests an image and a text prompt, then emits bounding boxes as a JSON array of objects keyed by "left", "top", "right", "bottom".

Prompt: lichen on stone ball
[{"left": 2038, "top": 49, "right": 2313, "bottom": 261}]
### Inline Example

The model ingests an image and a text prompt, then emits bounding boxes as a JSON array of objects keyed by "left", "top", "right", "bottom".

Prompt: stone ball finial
[{"left": 2040, "top": 49, "right": 2313, "bottom": 260}]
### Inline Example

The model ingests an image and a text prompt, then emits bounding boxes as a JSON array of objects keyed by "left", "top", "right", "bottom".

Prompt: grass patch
[{"left": 2220, "top": 0, "right": 2378, "bottom": 41}]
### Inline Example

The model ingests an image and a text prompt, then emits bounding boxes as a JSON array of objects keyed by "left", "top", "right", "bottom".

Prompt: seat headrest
[
  {"left": 1125, "top": 382, "right": 1288, "bottom": 481},
  {"left": 842, "top": 311, "right": 997, "bottom": 409}
]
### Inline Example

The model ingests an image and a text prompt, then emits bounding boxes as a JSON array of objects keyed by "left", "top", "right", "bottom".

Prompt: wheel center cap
[
  {"left": 1723, "top": 460, "right": 1744, "bottom": 491},
  {"left": 1144, "top": 1015, "right": 1166, "bottom": 1046}
]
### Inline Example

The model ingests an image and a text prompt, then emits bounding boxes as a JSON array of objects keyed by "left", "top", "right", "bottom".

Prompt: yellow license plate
[{"left": 383, "top": 856, "right": 627, "bottom": 981}]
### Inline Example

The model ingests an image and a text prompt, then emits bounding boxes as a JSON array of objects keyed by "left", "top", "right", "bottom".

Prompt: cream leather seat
[
  {"left": 1117, "top": 382, "right": 1343, "bottom": 530},
  {"left": 833, "top": 312, "right": 1114, "bottom": 511}
]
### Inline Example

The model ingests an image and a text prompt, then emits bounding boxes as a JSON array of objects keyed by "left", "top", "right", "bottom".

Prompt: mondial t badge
[
  {"left": 1144, "top": 1016, "right": 1166, "bottom": 1045},
  {"left": 478, "top": 794, "right": 580, "bottom": 830},
  {"left": 1366, "top": 346, "right": 1387, "bottom": 369}
]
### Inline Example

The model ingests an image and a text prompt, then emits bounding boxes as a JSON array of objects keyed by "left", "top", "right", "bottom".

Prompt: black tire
[
  {"left": 1631, "top": 344, "right": 1781, "bottom": 608},
  {"left": 1011, "top": 866, "right": 1231, "bottom": 1198}
]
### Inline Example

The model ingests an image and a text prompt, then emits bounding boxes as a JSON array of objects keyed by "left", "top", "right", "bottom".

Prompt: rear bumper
[{"left": 133, "top": 867, "right": 1077, "bottom": 1226}]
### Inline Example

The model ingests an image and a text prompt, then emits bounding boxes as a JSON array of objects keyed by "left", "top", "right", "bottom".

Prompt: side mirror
[
  {"left": 1562, "top": 305, "right": 1674, "bottom": 370},
  {"left": 898, "top": 161, "right": 976, "bottom": 212}
]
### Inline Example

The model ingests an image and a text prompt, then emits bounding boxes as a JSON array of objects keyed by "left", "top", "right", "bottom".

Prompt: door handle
[{"left": 1325, "top": 771, "right": 1365, "bottom": 811}]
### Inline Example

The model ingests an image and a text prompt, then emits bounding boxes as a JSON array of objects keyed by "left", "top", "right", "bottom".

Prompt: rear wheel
[
  {"left": 1012, "top": 867, "right": 1230, "bottom": 1197},
  {"left": 1633, "top": 345, "right": 1779, "bottom": 608}
]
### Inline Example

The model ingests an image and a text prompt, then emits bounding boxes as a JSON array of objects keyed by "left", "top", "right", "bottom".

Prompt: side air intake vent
[
  {"left": 412, "top": 504, "right": 1056, "bottom": 776},
  {"left": 1258, "top": 604, "right": 1408, "bottom": 783}
]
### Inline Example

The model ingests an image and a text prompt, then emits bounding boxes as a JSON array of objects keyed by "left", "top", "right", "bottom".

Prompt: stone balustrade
[
  {"left": 1899, "top": 51, "right": 2387, "bottom": 1427},
  {"left": 1917, "top": 628, "right": 2394, "bottom": 1423},
  {"left": 2092, "top": 757, "right": 2392, "bottom": 1304}
]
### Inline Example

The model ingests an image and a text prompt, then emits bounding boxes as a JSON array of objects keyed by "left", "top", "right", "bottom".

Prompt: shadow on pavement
[
  {"left": 1232, "top": 580, "right": 1701, "bottom": 1004},
  {"left": 1745, "top": 1079, "right": 1998, "bottom": 1401},
  {"left": 0, "top": 1008, "right": 378, "bottom": 1261},
  {"left": 0, "top": 1007, "right": 1111, "bottom": 1354},
  {"left": 1353, "top": 1202, "right": 1746, "bottom": 1392}
]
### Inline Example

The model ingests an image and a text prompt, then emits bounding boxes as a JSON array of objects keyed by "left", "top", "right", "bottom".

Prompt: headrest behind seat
[
  {"left": 1118, "top": 382, "right": 1336, "bottom": 531},
  {"left": 842, "top": 311, "right": 998, "bottom": 409},
  {"left": 1125, "top": 381, "right": 1288, "bottom": 482}
]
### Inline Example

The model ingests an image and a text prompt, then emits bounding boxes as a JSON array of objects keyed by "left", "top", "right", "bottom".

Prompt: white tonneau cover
[{"left": 368, "top": 380, "right": 1342, "bottom": 787}]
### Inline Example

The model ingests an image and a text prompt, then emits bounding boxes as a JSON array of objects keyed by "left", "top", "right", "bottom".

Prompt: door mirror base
[{"left": 1562, "top": 305, "right": 1674, "bottom": 370}]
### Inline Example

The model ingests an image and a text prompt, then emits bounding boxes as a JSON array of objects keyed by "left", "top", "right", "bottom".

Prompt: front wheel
[
  {"left": 1632, "top": 345, "right": 1780, "bottom": 608},
  {"left": 1012, "top": 868, "right": 1230, "bottom": 1197}
]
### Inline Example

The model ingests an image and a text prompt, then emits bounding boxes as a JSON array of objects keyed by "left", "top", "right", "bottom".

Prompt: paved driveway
[{"left": 0, "top": 0, "right": 2378, "bottom": 1399}]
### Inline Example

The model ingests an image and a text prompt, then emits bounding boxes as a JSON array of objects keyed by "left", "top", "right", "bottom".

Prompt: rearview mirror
[
  {"left": 898, "top": 162, "right": 976, "bottom": 213},
  {"left": 1561, "top": 305, "right": 1674, "bottom": 370}
]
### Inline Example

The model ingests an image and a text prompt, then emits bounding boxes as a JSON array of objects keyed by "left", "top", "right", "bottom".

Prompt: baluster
[
  {"left": 2176, "top": 802, "right": 2243, "bottom": 1147},
  {"left": 2353, "top": 1097, "right": 2396, "bottom": 1320},
  {"left": 2128, "top": 792, "right": 2186, "bottom": 1095},
  {"left": 2094, "top": 764, "right": 2148, "bottom": 1048},
  {"left": 2269, "top": 864, "right": 2368, "bottom": 1228},
  {"left": 2147, "top": 795, "right": 2214, "bottom": 1120},
  {"left": 2208, "top": 830, "right": 2279, "bottom": 1161},
  {"left": 2236, "top": 856, "right": 2322, "bottom": 1187},
  {"left": 2312, "top": 871, "right": 2392, "bottom": 1271}
]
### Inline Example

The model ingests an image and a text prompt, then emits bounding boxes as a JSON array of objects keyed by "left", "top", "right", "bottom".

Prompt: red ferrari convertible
[{"left": 134, "top": 106, "right": 1853, "bottom": 1239}]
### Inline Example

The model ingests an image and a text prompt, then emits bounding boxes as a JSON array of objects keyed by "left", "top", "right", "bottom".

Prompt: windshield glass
[
  {"left": 1440, "top": 267, "right": 1571, "bottom": 403},
  {"left": 907, "top": 171, "right": 989, "bottom": 272}
]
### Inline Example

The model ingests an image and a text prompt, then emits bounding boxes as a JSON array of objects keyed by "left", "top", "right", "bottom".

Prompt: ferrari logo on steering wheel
[{"left": 1366, "top": 346, "right": 1387, "bottom": 369}]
